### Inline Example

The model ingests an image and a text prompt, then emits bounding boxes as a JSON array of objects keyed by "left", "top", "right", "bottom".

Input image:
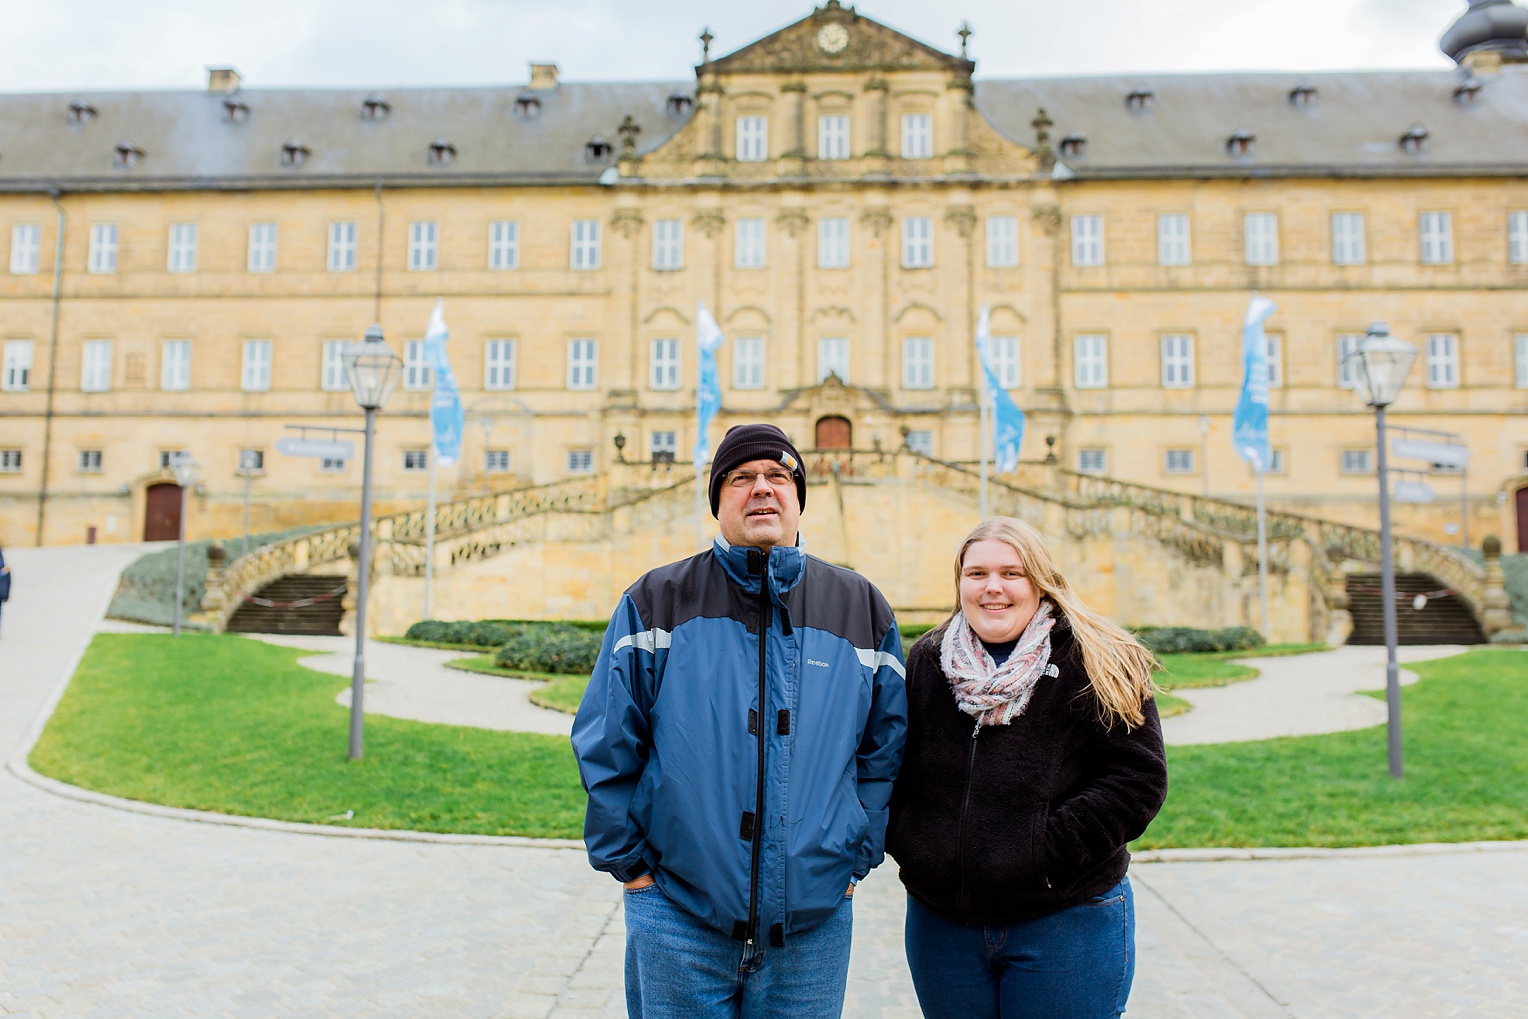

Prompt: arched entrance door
[
  {"left": 815, "top": 415, "right": 851, "bottom": 451},
  {"left": 144, "top": 483, "right": 183, "bottom": 541},
  {"left": 1517, "top": 486, "right": 1528, "bottom": 553}
]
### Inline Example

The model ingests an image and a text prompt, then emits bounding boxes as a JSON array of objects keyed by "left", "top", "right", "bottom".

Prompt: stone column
[
  {"left": 1482, "top": 534, "right": 1514, "bottom": 637},
  {"left": 196, "top": 543, "right": 229, "bottom": 630},
  {"left": 780, "top": 81, "right": 806, "bottom": 175},
  {"left": 339, "top": 540, "right": 361, "bottom": 637},
  {"left": 863, "top": 77, "right": 889, "bottom": 172},
  {"left": 943, "top": 77, "right": 974, "bottom": 174}
]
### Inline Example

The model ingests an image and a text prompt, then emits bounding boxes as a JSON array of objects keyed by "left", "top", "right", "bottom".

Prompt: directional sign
[
  {"left": 276, "top": 437, "right": 355, "bottom": 460},
  {"left": 1392, "top": 438, "right": 1470, "bottom": 470},
  {"left": 1392, "top": 479, "right": 1436, "bottom": 504}
]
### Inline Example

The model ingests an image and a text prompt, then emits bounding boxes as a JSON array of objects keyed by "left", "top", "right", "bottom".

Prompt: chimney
[
  {"left": 529, "top": 63, "right": 559, "bottom": 91},
  {"left": 207, "top": 67, "right": 242, "bottom": 93}
]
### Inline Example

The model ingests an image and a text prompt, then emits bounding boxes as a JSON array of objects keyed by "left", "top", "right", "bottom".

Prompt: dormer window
[
  {"left": 428, "top": 138, "right": 456, "bottom": 166},
  {"left": 280, "top": 138, "right": 310, "bottom": 168},
  {"left": 1125, "top": 88, "right": 1154, "bottom": 112},
  {"left": 223, "top": 99, "right": 250, "bottom": 123},
  {"left": 1289, "top": 85, "right": 1318, "bottom": 108},
  {"left": 113, "top": 140, "right": 142, "bottom": 169},
  {"left": 1453, "top": 78, "right": 1482, "bottom": 105},
  {"left": 361, "top": 96, "right": 390, "bottom": 121},
  {"left": 1059, "top": 133, "right": 1086, "bottom": 159},
  {"left": 1227, "top": 130, "right": 1256, "bottom": 158},
  {"left": 514, "top": 94, "right": 541, "bottom": 119},
  {"left": 585, "top": 136, "right": 613, "bottom": 163},
  {"left": 667, "top": 93, "right": 694, "bottom": 118},
  {"left": 67, "top": 102, "right": 97, "bottom": 125},
  {"left": 1400, "top": 124, "right": 1429, "bottom": 155}
]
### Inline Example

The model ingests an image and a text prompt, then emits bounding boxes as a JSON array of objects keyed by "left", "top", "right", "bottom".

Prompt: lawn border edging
[{"left": 1133, "top": 840, "right": 1528, "bottom": 864}]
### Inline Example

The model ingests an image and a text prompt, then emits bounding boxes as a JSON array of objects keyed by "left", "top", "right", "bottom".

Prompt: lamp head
[
  {"left": 169, "top": 453, "right": 197, "bottom": 487},
  {"left": 1345, "top": 321, "right": 1418, "bottom": 409},
  {"left": 342, "top": 323, "right": 403, "bottom": 411}
]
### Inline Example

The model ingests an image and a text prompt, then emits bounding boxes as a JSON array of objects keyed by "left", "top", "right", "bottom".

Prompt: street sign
[
  {"left": 276, "top": 437, "right": 355, "bottom": 460},
  {"left": 1392, "top": 479, "right": 1436, "bottom": 504},
  {"left": 1392, "top": 438, "right": 1470, "bottom": 469}
]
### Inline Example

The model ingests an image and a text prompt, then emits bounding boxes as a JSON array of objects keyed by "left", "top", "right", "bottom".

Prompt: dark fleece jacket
[{"left": 886, "top": 618, "right": 1168, "bottom": 925}]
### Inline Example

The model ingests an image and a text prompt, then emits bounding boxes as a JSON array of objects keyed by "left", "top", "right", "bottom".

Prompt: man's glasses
[{"left": 724, "top": 468, "right": 796, "bottom": 489}]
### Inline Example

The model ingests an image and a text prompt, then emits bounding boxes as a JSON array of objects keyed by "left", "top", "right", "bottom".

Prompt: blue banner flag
[
  {"left": 976, "top": 304, "right": 1025, "bottom": 472},
  {"left": 692, "top": 300, "right": 726, "bottom": 468},
  {"left": 424, "top": 298, "right": 464, "bottom": 466},
  {"left": 1232, "top": 295, "right": 1277, "bottom": 472}
]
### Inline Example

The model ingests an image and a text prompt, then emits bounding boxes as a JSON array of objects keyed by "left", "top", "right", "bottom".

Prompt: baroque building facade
[{"left": 1, "top": 0, "right": 1527, "bottom": 549}]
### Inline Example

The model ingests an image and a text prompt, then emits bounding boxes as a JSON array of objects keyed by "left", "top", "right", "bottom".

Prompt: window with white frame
[
  {"left": 485, "top": 339, "right": 517, "bottom": 391},
  {"left": 1420, "top": 212, "right": 1453, "bottom": 264},
  {"left": 735, "top": 218, "right": 766, "bottom": 269},
  {"left": 9, "top": 224, "right": 40, "bottom": 274},
  {"left": 485, "top": 449, "right": 511, "bottom": 473},
  {"left": 167, "top": 223, "right": 198, "bottom": 273},
  {"left": 1071, "top": 215, "right": 1103, "bottom": 266},
  {"left": 1157, "top": 213, "right": 1190, "bottom": 266},
  {"left": 905, "top": 430, "right": 934, "bottom": 457},
  {"left": 408, "top": 221, "right": 438, "bottom": 271},
  {"left": 650, "top": 338, "right": 680, "bottom": 390},
  {"left": 1331, "top": 212, "right": 1366, "bottom": 265},
  {"left": 1337, "top": 333, "right": 1364, "bottom": 388},
  {"left": 402, "top": 449, "right": 429, "bottom": 472},
  {"left": 650, "top": 431, "right": 677, "bottom": 462},
  {"left": 1160, "top": 334, "right": 1195, "bottom": 388},
  {"left": 241, "top": 340, "right": 272, "bottom": 392},
  {"left": 157, "top": 450, "right": 186, "bottom": 470},
  {"left": 900, "top": 113, "right": 932, "bottom": 159},
  {"left": 328, "top": 221, "right": 358, "bottom": 272},
  {"left": 238, "top": 449, "right": 264, "bottom": 473},
  {"left": 818, "top": 115, "right": 849, "bottom": 160},
  {"left": 2, "top": 340, "right": 32, "bottom": 392},
  {"left": 1266, "top": 448, "right": 1286, "bottom": 474},
  {"left": 901, "top": 216, "right": 933, "bottom": 268},
  {"left": 1265, "top": 332, "right": 1284, "bottom": 388},
  {"left": 81, "top": 339, "right": 112, "bottom": 392},
  {"left": 567, "top": 339, "right": 597, "bottom": 390},
  {"left": 1510, "top": 211, "right": 1528, "bottom": 265},
  {"left": 1244, "top": 213, "right": 1278, "bottom": 266},
  {"left": 489, "top": 220, "right": 519, "bottom": 270},
  {"left": 986, "top": 216, "right": 1019, "bottom": 268},
  {"left": 321, "top": 340, "right": 349, "bottom": 392},
  {"left": 818, "top": 217, "right": 849, "bottom": 269},
  {"left": 902, "top": 337, "right": 934, "bottom": 389},
  {"left": 566, "top": 449, "right": 595, "bottom": 473},
  {"left": 77, "top": 449, "right": 103, "bottom": 473},
  {"left": 247, "top": 222, "right": 277, "bottom": 272},
  {"left": 319, "top": 457, "right": 347, "bottom": 473},
  {"left": 88, "top": 223, "right": 118, "bottom": 274},
  {"left": 1074, "top": 334, "right": 1108, "bottom": 389},
  {"left": 403, "top": 339, "right": 432, "bottom": 391},
  {"left": 1516, "top": 334, "right": 1528, "bottom": 388},
  {"left": 1164, "top": 449, "right": 1196, "bottom": 474},
  {"left": 0, "top": 450, "right": 21, "bottom": 472},
  {"left": 571, "top": 219, "right": 601, "bottom": 269},
  {"left": 161, "top": 340, "right": 191, "bottom": 391},
  {"left": 818, "top": 337, "right": 849, "bottom": 384},
  {"left": 990, "top": 335, "right": 1020, "bottom": 388},
  {"left": 1078, "top": 448, "right": 1107, "bottom": 474},
  {"left": 1340, "top": 449, "right": 1372, "bottom": 474},
  {"left": 736, "top": 116, "right": 768, "bottom": 162},
  {"left": 652, "top": 218, "right": 683, "bottom": 270},
  {"left": 1425, "top": 333, "right": 1459, "bottom": 388},
  {"left": 733, "top": 336, "right": 764, "bottom": 390}
]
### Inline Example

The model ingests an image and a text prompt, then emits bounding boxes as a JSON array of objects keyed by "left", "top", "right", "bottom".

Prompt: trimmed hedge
[
  {"left": 1131, "top": 625, "right": 1266, "bottom": 654},
  {"left": 404, "top": 619, "right": 520, "bottom": 648},
  {"left": 493, "top": 624, "right": 603, "bottom": 675}
]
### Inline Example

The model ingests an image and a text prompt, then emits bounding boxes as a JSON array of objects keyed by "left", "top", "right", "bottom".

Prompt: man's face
[{"left": 717, "top": 457, "right": 801, "bottom": 552}]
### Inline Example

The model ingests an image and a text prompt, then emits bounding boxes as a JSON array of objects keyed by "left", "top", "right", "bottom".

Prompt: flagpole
[
  {"left": 979, "top": 373, "right": 990, "bottom": 521},
  {"left": 1255, "top": 462, "right": 1270, "bottom": 638},
  {"left": 424, "top": 446, "right": 437, "bottom": 621}
]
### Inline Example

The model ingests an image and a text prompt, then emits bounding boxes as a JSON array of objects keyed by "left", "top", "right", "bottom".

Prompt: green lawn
[
  {"left": 30, "top": 634, "right": 586, "bottom": 838},
  {"left": 445, "top": 655, "right": 586, "bottom": 715}
]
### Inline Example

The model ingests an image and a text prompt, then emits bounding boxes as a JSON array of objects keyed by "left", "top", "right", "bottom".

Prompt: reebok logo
[{"left": 806, "top": 659, "right": 830, "bottom": 668}]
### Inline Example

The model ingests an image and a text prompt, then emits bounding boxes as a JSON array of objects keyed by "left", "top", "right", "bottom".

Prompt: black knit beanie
[{"left": 708, "top": 423, "right": 807, "bottom": 517}]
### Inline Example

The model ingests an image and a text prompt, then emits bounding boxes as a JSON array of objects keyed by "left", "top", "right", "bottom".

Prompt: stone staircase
[
  {"left": 1345, "top": 573, "right": 1486, "bottom": 645},
  {"left": 225, "top": 574, "right": 349, "bottom": 636}
]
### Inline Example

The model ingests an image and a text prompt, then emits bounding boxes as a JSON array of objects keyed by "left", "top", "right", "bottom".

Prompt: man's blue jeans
[
  {"left": 904, "top": 877, "right": 1135, "bottom": 1019},
  {"left": 622, "top": 883, "right": 854, "bottom": 1019}
]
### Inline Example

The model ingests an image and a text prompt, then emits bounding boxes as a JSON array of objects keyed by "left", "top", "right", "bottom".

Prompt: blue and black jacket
[{"left": 572, "top": 535, "right": 908, "bottom": 946}]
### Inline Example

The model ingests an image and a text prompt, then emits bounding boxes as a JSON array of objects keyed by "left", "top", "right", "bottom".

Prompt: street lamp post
[
  {"left": 1197, "top": 414, "right": 1211, "bottom": 497},
  {"left": 1343, "top": 321, "right": 1418, "bottom": 780},
  {"left": 169, "top": 453, "right": 198, "bottom": 638},
  {"left": 340, "top": 324, "right": 402, "bottom": 761},
  {"left": 238, "top": 449, "right": 258, "bottom": 556}
]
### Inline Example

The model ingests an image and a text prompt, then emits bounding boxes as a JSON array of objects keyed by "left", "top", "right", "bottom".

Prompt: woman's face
[{"left": 959, "top": 538, "right": 1042, "bottom": 644}]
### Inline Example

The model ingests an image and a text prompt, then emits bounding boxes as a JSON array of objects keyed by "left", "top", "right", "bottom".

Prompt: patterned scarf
[{"left": 941, "top": 599, "right": 1058, "bottom": 728}]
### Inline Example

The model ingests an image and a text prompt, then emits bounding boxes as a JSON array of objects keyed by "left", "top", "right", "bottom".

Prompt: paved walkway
[{"left": 3, "top": 545, "right": 1526, "bottom": 1017}]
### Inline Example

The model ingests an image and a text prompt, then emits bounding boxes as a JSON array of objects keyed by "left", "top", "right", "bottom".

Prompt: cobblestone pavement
[{"left": 3, "top": 546, "right": 1526, "bottom": 1017}]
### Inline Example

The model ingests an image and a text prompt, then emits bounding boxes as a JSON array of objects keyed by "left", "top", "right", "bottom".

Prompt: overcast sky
[{"left": 0, "top": 0, "right": 1469, "bottom": 93}]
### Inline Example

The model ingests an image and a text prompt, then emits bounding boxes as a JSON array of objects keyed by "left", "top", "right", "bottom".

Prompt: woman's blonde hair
[{"left": 952, "top": 516, "right": 1158, "bottom": 729}]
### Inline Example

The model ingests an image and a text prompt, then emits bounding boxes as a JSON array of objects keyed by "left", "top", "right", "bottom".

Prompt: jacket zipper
[
  {"left": 746, "top": 558, "right": 769, "bottom": 951},
  {"left": 956, "top": 718, "right": 979, "bottom": 915}
]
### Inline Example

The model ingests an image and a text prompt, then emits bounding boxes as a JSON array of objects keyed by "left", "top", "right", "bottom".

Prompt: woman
[{"left": 887, "top": 517, "right": 1168, "bottom": 1019}]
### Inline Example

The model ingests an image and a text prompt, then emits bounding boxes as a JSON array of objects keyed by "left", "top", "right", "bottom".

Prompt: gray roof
[
  {"left": 976, "top": 69, "right": 1528, "bottom": 179},
  {"left": 0, "top": 82, "right": 693, "bottom": 191}
]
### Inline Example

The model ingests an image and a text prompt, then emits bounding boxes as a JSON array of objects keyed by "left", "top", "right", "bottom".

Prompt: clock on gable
[{"left": 816, "top": 23, "right": 849, "bottom": 55}]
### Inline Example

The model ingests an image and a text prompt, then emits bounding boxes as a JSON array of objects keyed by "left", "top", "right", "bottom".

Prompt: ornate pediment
[{"left": 708, "top": 2, "right": 972, "bottom": 77}]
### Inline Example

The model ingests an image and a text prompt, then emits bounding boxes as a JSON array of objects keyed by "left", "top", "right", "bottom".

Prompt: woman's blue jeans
[{"left": 904, "top": 877, "right": 1135, "bottom": 1019}]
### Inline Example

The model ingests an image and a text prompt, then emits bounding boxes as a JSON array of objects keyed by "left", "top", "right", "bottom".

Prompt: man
[{"left": 572, "top": 423, "right": 907, "bottom": 1019}]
